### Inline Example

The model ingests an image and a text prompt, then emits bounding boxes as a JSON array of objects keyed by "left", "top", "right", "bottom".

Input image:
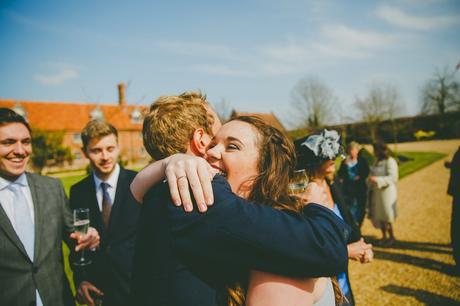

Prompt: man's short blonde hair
[
  {"left": 81, "top": 119, "right": 118, "bottom": 150},
  {"left": 143, "top": 91, "right": 215, "bottom": 160}
]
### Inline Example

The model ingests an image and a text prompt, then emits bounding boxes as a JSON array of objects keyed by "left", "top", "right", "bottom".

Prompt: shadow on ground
[
  {"left": 363, "top": 236, "right": 452, "bottom": 255},
  {"left": 381, "top": 284, "right": 460, "bottom": 305},
  {"left": 371, "top": 247, "right": 458, "bottom": 276}
]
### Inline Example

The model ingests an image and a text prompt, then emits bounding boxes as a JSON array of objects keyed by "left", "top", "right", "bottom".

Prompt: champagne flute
[
  {"left": 288, "top": 169, "right": 309, "bottom": 194},
  {"left": 73, "top": 208, "right": 92, "bottom": 266}
]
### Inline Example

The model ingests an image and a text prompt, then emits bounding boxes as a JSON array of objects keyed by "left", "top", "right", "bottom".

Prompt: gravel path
[{"left": 349, "top": 139, "right": 460, "bottom": 306}]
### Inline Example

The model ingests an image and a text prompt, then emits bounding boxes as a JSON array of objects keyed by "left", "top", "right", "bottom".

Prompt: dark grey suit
[{"left": 0, "top": 172, "right": 74, "bottom": 306}]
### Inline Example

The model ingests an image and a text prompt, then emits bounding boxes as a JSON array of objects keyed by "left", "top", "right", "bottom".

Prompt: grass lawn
[{"left": 397, "top": 151, "right": 447, "bottom": 179}]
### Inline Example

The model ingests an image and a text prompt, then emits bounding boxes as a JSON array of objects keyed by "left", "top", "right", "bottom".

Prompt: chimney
[{"left": 118, "top": 83, "right": 126, "bottom": 106}]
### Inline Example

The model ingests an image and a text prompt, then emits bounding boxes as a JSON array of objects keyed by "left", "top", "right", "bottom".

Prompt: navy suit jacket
[
  {"left": 69, "top": 167, "right": 140, "bottom": 306},
  {"left": 131, "top": 175, "right": 350, "bottom": 306}
]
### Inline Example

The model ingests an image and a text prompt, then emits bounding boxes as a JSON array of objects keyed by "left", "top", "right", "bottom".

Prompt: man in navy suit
[
  {"left": 131, "top": 92, "right": 350, "bottom": 305},
  {"left": 70, "top": 120, "right": 140, "bottom": 306}
]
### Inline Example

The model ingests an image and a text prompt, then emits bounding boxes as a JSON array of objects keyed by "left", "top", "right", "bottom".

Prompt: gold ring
[{"left": 177, "top": 175, "right": 187, "bottom": 180}]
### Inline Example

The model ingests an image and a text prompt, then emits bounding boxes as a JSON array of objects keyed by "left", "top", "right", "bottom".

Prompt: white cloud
[
  {"left": 312, "top": 24, "right": 402, "bottom": 58},
  {"left": 34, "top": 63, "right": 79, "bottom": 85},
  {"left": 376, "top": 5, "right": 460, "bottom": 30},
  {"left": 162, "top": 24, "right": 407, "bottom": 78},
  {"left": 262, "top": 44, "right": 312, "bottom": 62},
  {"left": 261, "top": 24, "right": 401, "bottom": 65},
  {"left": 191, "top": 64, "right": 252, "bottom": 77},
  {"left": 322, "top": 24, "right": 398, "bottom": 49},
  {"left": 157, "top": 41, "right": 238, "bottom": 60},
  {"left": 398, "top": 0, "right": 449, "bottom": 5}
]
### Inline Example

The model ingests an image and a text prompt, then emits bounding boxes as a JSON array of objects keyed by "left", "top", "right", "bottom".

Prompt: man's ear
[{"left": 190, "top": 128, "right": 210, "bottom": 157}]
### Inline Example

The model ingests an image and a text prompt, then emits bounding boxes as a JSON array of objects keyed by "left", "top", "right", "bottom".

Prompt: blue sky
[{"left": 1, "top": 0, "right": 459, "bottom": 128}]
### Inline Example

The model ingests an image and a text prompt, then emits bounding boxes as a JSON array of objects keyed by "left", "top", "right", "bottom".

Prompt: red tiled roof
[
  {"left": 0, "top": 99, "right": 146, "bottom": 132},
  {"left": 231, "top": 111, "right": 285, "bottom": 132}
]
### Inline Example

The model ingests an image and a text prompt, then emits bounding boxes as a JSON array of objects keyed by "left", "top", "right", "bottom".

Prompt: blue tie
[{"left": 10, "top": 183, "right": 35, "bottom": 260}]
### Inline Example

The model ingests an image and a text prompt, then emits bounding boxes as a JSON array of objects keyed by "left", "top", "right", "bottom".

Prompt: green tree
[{"left": 31, "top": 131, "right": 73, "bottom": 174}]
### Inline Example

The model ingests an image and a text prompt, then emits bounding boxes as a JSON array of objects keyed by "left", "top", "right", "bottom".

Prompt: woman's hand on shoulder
[{"left": 165, "top": 154, "right": 217, "bottom": 212}]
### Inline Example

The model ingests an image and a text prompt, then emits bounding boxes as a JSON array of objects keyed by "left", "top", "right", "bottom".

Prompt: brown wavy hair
[
  {"left": 226, "top": 116, "right": 302, "bottom": 306},
  {"left": 226, "top": 116, "right": 345, "bottom": 306}
]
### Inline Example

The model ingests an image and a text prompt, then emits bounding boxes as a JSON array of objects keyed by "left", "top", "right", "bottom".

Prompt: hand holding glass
[
  {"left": 73, "top": 208, "right": 92, "bottom": 266},
  {"left": 288, "top": 169, "right": 309, "bottom": 194}
]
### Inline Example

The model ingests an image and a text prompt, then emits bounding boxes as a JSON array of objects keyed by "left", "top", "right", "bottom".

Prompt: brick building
[{"left": 0, "top": 84, "right": 149, "bottom": 171}]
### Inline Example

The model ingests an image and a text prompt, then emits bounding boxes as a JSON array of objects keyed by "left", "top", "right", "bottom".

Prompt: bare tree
[
  {"left": 354, "top": 82, "right": 403, "bottom": 143},
  {"left": 212, "top": 98, "right": 232, "bottom": 123},
  {"left": 421, "top": 67, "right": 460, "bottom": 115},
  {"left": 291, "top": 77, "right": 337, "bottom": 128}
]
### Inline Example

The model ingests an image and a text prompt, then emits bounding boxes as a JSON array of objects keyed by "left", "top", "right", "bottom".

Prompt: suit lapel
[
  {"left": 0, "top": 200, "right": 30, "bottom": 259},
  {"left": 27, "top": 173, "right": 43, "bottom": 262}
]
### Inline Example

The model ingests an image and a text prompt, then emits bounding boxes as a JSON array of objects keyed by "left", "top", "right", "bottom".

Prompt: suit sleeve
[
  {"left": 330, "top": 183, "right": 361, "bottom": 243},
  {"left": 165, "top": 176, "right": 350, "bottom": 278},
  {"left": 58, "top": 180, "right": 74, "bottom": 246},
  {"left": 359, "top": 157, "right": 370, "bottom": 179}
]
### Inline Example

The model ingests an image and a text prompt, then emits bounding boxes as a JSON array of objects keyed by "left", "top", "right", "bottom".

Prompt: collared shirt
[
  {"left": 0, "top": 173, "right": 35, "bottom": 229},
  {"left": 0, "top": 173, "right": 43, "bottom": 306},
  {"left": 92, "top": 164, "right": 120, "bottom": 211}
]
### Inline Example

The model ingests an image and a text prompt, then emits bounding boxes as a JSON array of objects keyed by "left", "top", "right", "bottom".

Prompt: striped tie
[{"left": 10, "top": 183, "right": 35, "bottom": 260}]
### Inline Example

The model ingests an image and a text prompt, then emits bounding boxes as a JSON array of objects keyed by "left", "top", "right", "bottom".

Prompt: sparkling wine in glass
[
  {"left": 288, "top": 169, "right": 309, "bottom": 194},
  {"left": 73, "top": 208, "right": 91, "bottom": 266}
]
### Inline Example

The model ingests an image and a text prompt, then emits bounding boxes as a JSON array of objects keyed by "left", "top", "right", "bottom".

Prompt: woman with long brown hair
[{"left": 205, "top": 116, "right": 339, "bottom": 305}]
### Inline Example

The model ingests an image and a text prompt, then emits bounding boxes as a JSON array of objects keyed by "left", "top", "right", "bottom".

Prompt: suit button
[{"left": 32, "top": 266, "right": 38, "bottom": 274}]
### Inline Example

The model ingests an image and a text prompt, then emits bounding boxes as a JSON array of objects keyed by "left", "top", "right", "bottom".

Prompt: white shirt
[
  {"left": 92, "top": 164, "right": 120, "bottom": 211},
  {"left": 0, "top": 173, "right": 35, "bottom": 230},
  {"left": 0, "top": 173, "right": 43, "bottom": 306}
]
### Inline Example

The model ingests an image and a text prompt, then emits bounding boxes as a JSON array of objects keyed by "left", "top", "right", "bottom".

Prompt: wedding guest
[
  {"left": 0, "top": 108, "right": 99, "bottom": 306},
  {"left": 69, "top": 120, "right": 140, "bottom": 306},
  {"left": 445, "top": 146, "right": 460, "bottom": 270},
  {"left": 296, "top": 130, "right": 373, "bottom": 306},
  {"left": 368, "top": 141, "right": 399, "bottom": 246},
  {"left": 338, "top": 141, "right": 370, "bottom": 227}
]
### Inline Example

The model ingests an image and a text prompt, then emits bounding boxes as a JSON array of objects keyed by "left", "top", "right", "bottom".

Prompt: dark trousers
[{"left": 452, "top": 196, "right": 460, "bottom": 268}]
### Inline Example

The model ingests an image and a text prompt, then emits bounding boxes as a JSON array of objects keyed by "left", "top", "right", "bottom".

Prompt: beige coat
[{"left": 368, "top": 157, "right": 399, "bottom": 224}]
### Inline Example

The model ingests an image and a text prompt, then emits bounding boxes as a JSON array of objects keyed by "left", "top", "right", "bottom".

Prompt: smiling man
[
  {"left": 0, "top": 108, "right": 99, "bottom": 306},
  {"left": 69, "top": 119, "right": 140, "bottom": 306}
]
